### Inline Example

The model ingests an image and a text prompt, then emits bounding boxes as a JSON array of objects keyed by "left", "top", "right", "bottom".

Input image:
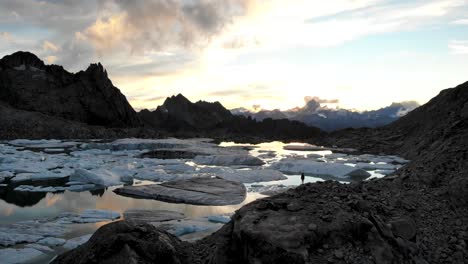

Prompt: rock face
[
  {"left": 0, "top": 51, "right": 140, "bottom": 128},
  {"left": 138, "top": 93, "right": 322, "bottom": 141},
  {"left": 51, "top": 221, "right": 192, "bottom": 264},
  {"left": 114, "top": 176, "right": 247, "bottom": 205}
]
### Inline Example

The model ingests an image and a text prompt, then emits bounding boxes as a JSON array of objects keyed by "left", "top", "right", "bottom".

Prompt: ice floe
[
  {"left": 37, "top": 237, "right": 66, "bottom": 246},
  {"left": 194, "top": 154, "right": 265, "bottom": 166},
  {"left": 69, "top": 169, "right": 128, "bottom": 187},
  {"left": 63, "top": 234, "right": 92, "bottom": 250},
  {"left": 199, "top": 167, "right": 287, "bottom": 183},
  {"left": 115, "top": 176, "right": 246, "bottom": 205},
  {"left": 270, "top": 159, "right": 371, "bottom": 179}
]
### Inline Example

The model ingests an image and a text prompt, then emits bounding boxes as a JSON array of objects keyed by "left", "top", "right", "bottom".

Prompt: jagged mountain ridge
[
  {"left": 138, "top": 93, "right": 322, "bottom": 140},
  {"left": 0, "top": 51, "right": 140, "bottom": 127},
  {"left": 0, "top": 51, "right": 321, "bottom": 140},
  {"left": 232, "top": 99, "right": 419, "bottom": 131}
]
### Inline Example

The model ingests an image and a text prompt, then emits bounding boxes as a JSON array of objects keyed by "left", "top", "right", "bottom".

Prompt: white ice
[
  {"left": 271, "top": 159, "right": 370, "bottom": 179},
  {"left": 194, "top": 154, "right": 264, "bottom": 166},
  {"left": 63, "top": 234, "right": 92, "bottom": 250}
]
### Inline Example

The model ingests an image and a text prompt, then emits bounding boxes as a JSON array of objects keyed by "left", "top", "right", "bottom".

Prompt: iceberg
[
  {"left": 115, "top": 176, "right": 246, "bottom": 205},
  {"left": 271, "top": 159, "right": 370, "bottom": 179},
  {"left": 63, "top": 234, "right": 92, "bottom": 250},
  {"left": 69, "top": 169, "right": 125, "bottom": 187},
  {"left": 199, "top": 167, "right": 287, "bottom": 183},
  {"left": 194, "top": 155, "right": 265, "bottom": 166}
]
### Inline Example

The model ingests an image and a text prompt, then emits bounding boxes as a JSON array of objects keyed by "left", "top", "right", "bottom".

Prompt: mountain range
[
  {"left": 0, "top": 51, "right": 319, "bottom": 141},
  {"left": 231, "top": 99, "right": 420, "bottom": 131}
]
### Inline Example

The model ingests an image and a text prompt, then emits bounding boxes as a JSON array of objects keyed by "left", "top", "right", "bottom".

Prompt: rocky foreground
[{"left": 53, "top": 84, "right": 468, "bottom": 263}]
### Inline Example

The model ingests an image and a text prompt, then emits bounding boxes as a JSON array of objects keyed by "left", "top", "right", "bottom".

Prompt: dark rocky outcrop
[
  {"left": 52, "top": 221, "right": 192, "bottom": 264},
  {"left": 0, "top": 51, "right": 140, "bottom": 128},
  {"left": 138, "top": 94, "right": 322, "bottom": 141}
]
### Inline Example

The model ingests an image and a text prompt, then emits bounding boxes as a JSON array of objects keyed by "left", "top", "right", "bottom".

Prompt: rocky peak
[
  {"left": 84, "top": 62, "right": 108, "bottom": 78},
  {"left": 0, "top": 51, "right": 140, "bottom": 128},
  {"left": 0, "top": 51, "right": 45, "bottom": 69}
]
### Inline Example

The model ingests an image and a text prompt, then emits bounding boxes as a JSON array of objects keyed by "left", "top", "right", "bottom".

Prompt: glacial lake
[{"left": 0, "top": 139, "right": 407, "bottom": 263}]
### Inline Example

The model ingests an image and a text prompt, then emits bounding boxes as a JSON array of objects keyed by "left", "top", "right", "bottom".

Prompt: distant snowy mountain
[{"left": 231, "top": 99, "right": 419, "bottom": 131}]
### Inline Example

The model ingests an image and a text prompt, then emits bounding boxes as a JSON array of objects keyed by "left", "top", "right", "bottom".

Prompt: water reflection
[{"left": 0, "top": 184, "right": 264, "bottom": 224}]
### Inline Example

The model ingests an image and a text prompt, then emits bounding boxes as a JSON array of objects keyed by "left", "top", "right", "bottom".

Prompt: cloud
[
  {"left": 42, "top": 40, "right": 60, "bottom": 52},
  {"left": 0, "top": 32, "right": 13, "bottom": 41},
  {"left": 449, "top": 40, "right": 468, "bottom": 54},
  {"left": 304, "top": 96, "right": 340, "bottom": 104},
  {"left": 78, "top": 0, "right": 255, "bottom": 55},
  {"left": 452, "top": 18, "right": 468, "bottom": 24},
  {"left": 45, "top": 55, "right": 57, "bottom": 64}
]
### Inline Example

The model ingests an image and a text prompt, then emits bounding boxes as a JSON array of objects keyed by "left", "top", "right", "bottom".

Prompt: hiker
[{"left": 301, "top": 172, "right": 305, "bottom": 184}]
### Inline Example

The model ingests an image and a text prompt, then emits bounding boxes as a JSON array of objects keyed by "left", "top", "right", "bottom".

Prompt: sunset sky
[{"left": 1, "top": 0, "right": 468, "bottom": 111}]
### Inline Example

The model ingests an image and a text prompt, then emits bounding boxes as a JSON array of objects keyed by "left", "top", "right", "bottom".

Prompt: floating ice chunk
[
  {"left": 11, "top": 170, "right": 70, "bottom": 183},
  {"left": 70, "top": 169, "right": 124, "bottom": 187},
  {"left": 375, "top": 170, "right": 395, "bottom": 176},
  {"left": 115, "top": 176, "right": 246, "bottom": 206},
  {"left": 80, "top": 209, "right": 120, "bottom": 220},
  {"left": 44, "top": 148, "right": 65, "bottom": 153},
  {"left": 0, "top": 171, "right": 14, "bottom": 183},
  {"left": 37, "top": 237, "right": 66, "bottom": 246},
  {"left": 207, "top": 215, "right": 231, "bottom": 224},
  {"left": 67, "top": 184, "right": 98, "bottom": 192},
  {"left": 199, "top": 167, "right": 287, "bottom": 183},
  {"left": 194, "top": 155, "right": 265, "bottom": 166},
  {"left": 306, "top": 153, "right": 323, "bottom": 159},
  {"left": 133, "top": 169, "right": 189, "bottom": 182},
  {"left": 324, "top": 153, "right": 348, "bottom": 159},
  {"left": 271, "top": 159, "right": 370, "bottom": 179},
  {"left": 9, "top": 139, "right": 79, "bottom": 149},
  {"left": 0, "top": 231, "right": 43, "bottom": 246},
  {"left": 172, "top": 225, "right": 211, "bottom": 236},
  {"left": 14, "top": 185, "right": 67, "bottom": 192},
  {"left": 63, "top": 234, "right": 92, "bottom": 250},
  {"left": 283, "top": 144, "right": 328, "bottom": 151},
  {"left": 355, "top": 163, "right": 399, "bottom": 170},
  {"left": 162, "top": 163, "right": 197, "bottom": 173},
  {"left": 56, "top": 209, "right": 120, "bottom": 224},
  {"left": 0, "top": 247, "right": 45, "bottom": 264},
  {"left": 26, "top": 243, "right": 54, "bottom": 253},
  {"left": 123, "top": 209, "right": 185, "bottom": 223}
]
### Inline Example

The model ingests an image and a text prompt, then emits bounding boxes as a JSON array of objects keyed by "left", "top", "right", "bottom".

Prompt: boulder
[{"left": 51, "top": 221, "right": 192, "bottom": 264}]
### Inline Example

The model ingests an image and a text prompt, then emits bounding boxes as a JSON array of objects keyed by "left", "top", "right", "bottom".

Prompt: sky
[{"left": 1, "top": 0, "right": 468, "bottom": 111}]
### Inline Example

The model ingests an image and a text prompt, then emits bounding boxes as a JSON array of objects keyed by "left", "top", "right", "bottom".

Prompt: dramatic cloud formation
[{"left": 80, "top": 0, "right": 254, "bottom": 54}]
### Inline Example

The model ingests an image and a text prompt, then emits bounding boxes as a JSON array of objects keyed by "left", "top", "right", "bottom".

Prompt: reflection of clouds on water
[
  {"left": 2, "top": 206, "right": 14, "bottom": 216},
  {"left": 45, "top": 194, "right": 62, "bottom": 207}
]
